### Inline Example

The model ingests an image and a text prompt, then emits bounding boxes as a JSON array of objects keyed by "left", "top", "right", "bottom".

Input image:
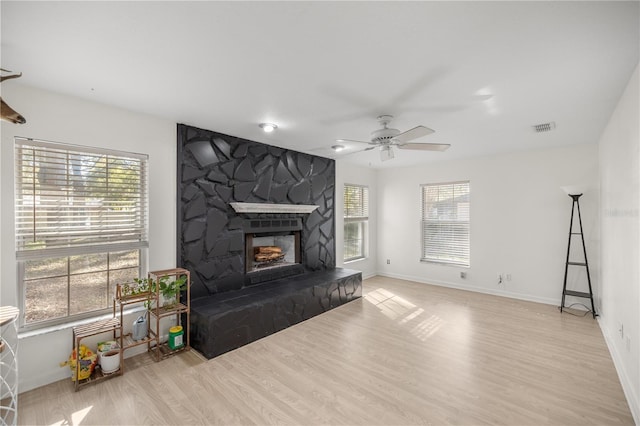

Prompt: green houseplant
[
  {"left": 118, "top": 277, "right": 152, "bottom": 299},
  {"left": 154, "top": 274, "right": 188, "bottom": 308}
]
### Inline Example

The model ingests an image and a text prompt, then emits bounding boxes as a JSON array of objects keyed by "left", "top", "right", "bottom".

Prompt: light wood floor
[{"left": 19, "top": 276, "right": 633, "bottom": 425}]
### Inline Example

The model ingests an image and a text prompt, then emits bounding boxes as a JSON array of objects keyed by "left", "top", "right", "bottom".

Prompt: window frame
[
  {"left": 420, "top": 181, "right": 470, "bottom": 267},
  {"left": 343, "top": 183, "right": 369, "bottom": 262},
  {"left": 14, "top": 137, "right": 149, "bottom": 330}
]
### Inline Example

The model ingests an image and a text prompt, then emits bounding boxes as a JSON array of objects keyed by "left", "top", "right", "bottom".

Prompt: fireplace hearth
[{"left": 191, "top": 268, "right": 362, "bottom": 359}]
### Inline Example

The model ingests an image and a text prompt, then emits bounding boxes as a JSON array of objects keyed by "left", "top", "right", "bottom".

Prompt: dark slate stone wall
[{"left": 177, "top": 124, "right": 336, "bottom": 300}]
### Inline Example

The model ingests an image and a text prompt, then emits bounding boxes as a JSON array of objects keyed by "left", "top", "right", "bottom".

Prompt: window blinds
[
  {"left": 344, "top": 184, "right": 369, "bottom": 221},
  {"left": 15, "top": 138, "right": 149, "bottom": 259},
  {"left": 421, "top": 181, "right": 470, "bottom": 266}
]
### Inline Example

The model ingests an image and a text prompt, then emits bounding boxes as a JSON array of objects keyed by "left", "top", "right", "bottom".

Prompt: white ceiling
[{"left": 2, "top": 1, "right": 638, "bottom": 168}]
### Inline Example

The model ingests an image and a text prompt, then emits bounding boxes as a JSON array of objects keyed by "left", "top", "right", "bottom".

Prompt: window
[
  {"left": 344, "top": 184, "right": 369, "bottom": 261},
  {"left": 15, "top": 138, "right": 149, "bottom": 329},
  {"left": 421, "top": 181, "right": 470, "bottom": 267}
]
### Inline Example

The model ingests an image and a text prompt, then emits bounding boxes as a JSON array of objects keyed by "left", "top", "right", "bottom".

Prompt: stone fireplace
[{"left": 177, "top": 124, "right": 361, "bottom": 359}]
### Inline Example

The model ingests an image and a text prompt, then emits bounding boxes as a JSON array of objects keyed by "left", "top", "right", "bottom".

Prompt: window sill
[
  {"left": 344, "top": 257, "right": 367, "bottom": 265},
  {"left": 420, "top": 259, "right": 470, "bottom": 268},
  {"left": 18, "top": 305, "right": 146, "bottom": 339}
]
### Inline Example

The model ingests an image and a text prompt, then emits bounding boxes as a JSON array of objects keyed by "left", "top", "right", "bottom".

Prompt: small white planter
[{"left": 98, "top": 349, "right": 121, "bottom": 374}]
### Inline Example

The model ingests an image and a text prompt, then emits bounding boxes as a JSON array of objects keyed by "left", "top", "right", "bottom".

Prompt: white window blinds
[
  {"left": 343, "top": 184, "right": 369, "bottom": 261},
  {"left": 344, "top": 184, "right": 369, "bottom": 221},
  {"left": 421, "top": 181, "right": 470, "bottom": 266},
  {"left": 15, "top": 138, "right": 149, "bottom": 259}
]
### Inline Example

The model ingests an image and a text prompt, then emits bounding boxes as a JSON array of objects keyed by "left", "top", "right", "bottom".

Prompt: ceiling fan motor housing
[
  {"left": 371, "top": 114, "right": 400, "bottom": 144},
  {"left": 371, "top": 127, "right": 400, "bottom": 144}
]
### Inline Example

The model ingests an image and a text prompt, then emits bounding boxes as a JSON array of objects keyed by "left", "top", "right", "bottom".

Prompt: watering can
[{"left": 132, "top": 312, "right": 148, "bottom": 341}]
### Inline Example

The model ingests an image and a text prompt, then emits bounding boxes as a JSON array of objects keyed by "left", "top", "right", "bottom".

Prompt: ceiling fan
[{"left": 335, "top": 115, "right": 450, "bottom": 161}]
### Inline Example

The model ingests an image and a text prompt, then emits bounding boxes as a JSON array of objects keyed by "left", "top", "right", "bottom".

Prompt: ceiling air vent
[{"left": 533, "top": 122, "right": 556, "bottom": 133}]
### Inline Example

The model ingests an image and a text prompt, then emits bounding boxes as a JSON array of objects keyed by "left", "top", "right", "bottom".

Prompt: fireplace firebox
[
  {"left": 243, "top": 218, "right": 305, "bottom": 285},
  {"left": 246, "top": 232, "right": 301, "bottom": 272}
]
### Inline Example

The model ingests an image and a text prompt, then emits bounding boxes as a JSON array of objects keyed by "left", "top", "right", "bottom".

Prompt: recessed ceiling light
[
  {"left": 331, "top": 144, "right": 345, "bottom": 152},
  {"left": 259, "top": 123, "right": 278, "bottom": 132}
]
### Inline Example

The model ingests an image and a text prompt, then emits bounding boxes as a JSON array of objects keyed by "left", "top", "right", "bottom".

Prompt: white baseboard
[
  {"left": 599, "top": 319, "right": 640, "bottom": 424},
  {"left": 361, "top": 271, "right": 377, "bottom": 280},
  {"left": 374, "top": 271, "right": 559, "bottom": 306}
]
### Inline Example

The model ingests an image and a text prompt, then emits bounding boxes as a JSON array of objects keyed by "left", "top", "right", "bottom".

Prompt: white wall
[
  {"left": 0, "top": 84, "right": 176, "bottom": 392},
  {"left": 375, "top": 144, "right": 599, "bottom": 305},
  {"left": 335, "top": 161, "right": 378, "bottom": 279},
  {"left": 598, "top": 63, "right": 639, "bottom": 422}
]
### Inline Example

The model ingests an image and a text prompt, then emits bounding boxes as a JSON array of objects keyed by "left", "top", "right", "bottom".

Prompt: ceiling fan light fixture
[
  {"left": 259, "top": 122, "right": 278, "bottom": 133},
  {"left": 380, "top": 145, "right": 394, "bottom": 162},
  {"left": 331, "top": 144, "right": 345, "bottom": 152}
]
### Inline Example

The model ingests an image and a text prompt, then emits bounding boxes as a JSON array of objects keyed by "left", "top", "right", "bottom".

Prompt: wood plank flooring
[{"left": 18, "top": 276, "right": 633, "bottom": 425}]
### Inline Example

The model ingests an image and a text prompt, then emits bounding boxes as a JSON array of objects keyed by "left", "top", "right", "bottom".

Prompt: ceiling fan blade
[
  {"left": 392, "top": 126, "right": 435, "bottom": 143},
  {"left": 336, "top": 138, "right": 375, "bottom": 145},
  {"left": 387, "top": 67, "right": 449, "bottom": 107},
  {"left": 334, "top": 145, "right": 376, "bottom": 158},
  {"left": 396, "top": 143, "right": 450, "bottom": 152},
  {"left": 398, "top": 105, "right": 466, "bottom": 114},
  {"left": 397, "top": 94, "right": 494, "bottom": 115},
  {"left": 320, "top": 110, "right": 374, "bottom": 125},
  {"left": 318, "top": 84, "right": 379, "bottom": 124},
  {"left": 472, "top": 94, "right": 494, "bottom": 102},
  {"left": 308, "top": 144, "right": 375, "bottom": 159}
]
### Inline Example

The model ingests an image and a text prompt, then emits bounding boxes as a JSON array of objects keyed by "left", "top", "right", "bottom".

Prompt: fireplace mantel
[{"left": 230, "top": 202, "right": 319, "bottom": 214}]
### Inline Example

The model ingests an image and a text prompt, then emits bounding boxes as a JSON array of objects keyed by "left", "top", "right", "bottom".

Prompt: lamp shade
[{"left": 561, "top": 185, "right": 588, "bottom": 196}]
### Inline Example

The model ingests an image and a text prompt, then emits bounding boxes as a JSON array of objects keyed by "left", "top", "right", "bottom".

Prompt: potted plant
[
  {"left": 154, "top": 274, "right": 187, "bottom": 308},
  {"left": 117, "top": 278, "right": 152, "bottom": 300}
]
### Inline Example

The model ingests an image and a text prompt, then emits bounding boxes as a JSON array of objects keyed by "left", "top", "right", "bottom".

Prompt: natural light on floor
[
  {"left": 364, "top": 288, "right": 444, "bottom": 341},
  {"left": 49, "top": 405, "right": 92, "bottom": 426}
]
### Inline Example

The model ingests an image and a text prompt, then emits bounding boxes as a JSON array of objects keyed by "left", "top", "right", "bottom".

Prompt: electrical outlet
[
  {"left": 460, "top": 271, "right": 467, "bottom": 279},
  {"left": 619, "top": 322, "right": 624, "bottom": 339},
  {"left": 386, "top": 259, "right": 390, "bottom": 265},
  {"left": 506, "top": 274, "right": 512, "bottom": 281}
]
